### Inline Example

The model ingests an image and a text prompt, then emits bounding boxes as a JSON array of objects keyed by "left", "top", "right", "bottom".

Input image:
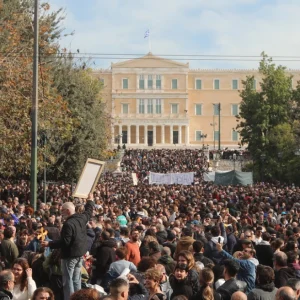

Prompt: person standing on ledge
[{"left": 42, "top": 193, "right": 94, "bottom": 300}]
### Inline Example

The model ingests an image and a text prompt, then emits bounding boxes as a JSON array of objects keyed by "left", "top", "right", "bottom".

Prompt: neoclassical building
[{"left": 93, "top": 53, "right": 300, "bottom": 149}]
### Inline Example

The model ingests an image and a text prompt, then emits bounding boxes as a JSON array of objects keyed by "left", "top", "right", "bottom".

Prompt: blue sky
[{"left": 49, "top": 0, "right": 300, "bottom": 69}]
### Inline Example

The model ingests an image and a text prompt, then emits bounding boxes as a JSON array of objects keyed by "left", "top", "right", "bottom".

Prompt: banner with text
[{"left": 149, "top": 172, "right": 194, "bottom": 185}]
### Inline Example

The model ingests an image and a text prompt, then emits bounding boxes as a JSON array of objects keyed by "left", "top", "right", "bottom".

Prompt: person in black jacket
[
  {"left": 0, "top": 270, "right": 14, "bottom": 300},
  {"left": 92, "top": 230, "right": 117, "bottom": 284},
  {"left": 42, "top": 195, "right": 94, "bottom": 300},
  {"left": 255, "top": 232, "right": 274, "bottom": 267},
  {"left": 192, "top": 240, "right": 213, "bottom": 267},
  {"left": 216, "top": 259, "right": 240, "bottom": 300}
]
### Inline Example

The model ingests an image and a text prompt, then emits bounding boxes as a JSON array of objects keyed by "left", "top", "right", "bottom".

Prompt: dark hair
[
  {"left": 120, "top": 227, "right": 129, "bottom": 236},
  {"left": 148, "top": 241, "right": 160, "bottom": 252},
  {"left": 137, "top": 257, "right": 156, "bottom": 272},
  {"left": 101, "top": 231, "right": 111, "bottom": 241},
  {"left": 13, "top": 258, "right": 30, "bottom": 291},
  {"left": 182, "top": 228, "right": 192, "bottom": 237},
  {"left": 223, "top": 259, "right": 240, "bottom": 277},
  {"left": 70, "top": 288, "right": 100, "bottom": 300},
  {"left": 262, "top": 232, "right": 271, "bottom": 241},
  {"left": 257, "top": 265, "right": 274, "bottom": 285},
  {"left": 211, "top": 225, "right": 220, "bottom": 237},
  {"left": 174, "top": 263, "right": 188, "bottom": 272},
  {"left": 4, "top": 227, "right": 14, "bottom": 239},
  {"left": 286, "top": 278, "right": 300, "bottom": 291},
  {"left": 32, "top": 287, "right": 55, "bottom": 300},
  {"left": 172, "top": 296, "right": 188, "bottom": 300},
  {"left": 287, "top": 251, "right": 298, "bottom": 264},
  {"left": 193, "top": 240, "right": 203, "bottom": 253},
  {"left": 285, "top": 241, "right": 298, "bottom": 252},
  {"left": 115, "top": 247, "right": 127, "bottom": 260}
]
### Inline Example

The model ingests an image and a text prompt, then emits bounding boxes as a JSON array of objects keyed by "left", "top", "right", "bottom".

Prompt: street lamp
[
  {"left": 231, "top": 153, "right": 237, "bottom": 170},
  {"left": 200, "top": 133, "right": 207, "bottom": 148},
  {"left": 210, "top": 123, "right": 217, "bottom": 150}
]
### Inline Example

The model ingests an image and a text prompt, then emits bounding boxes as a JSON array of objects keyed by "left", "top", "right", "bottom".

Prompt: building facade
[{"left": 93, "top": 53, "right": 300, "bottom": 149}]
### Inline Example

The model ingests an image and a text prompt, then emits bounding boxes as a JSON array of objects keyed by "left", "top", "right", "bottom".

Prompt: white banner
[
  {"left": 132, "top": 173, "right": 138, "bottom": 186},
  {"left": 149, "top": 172, "right": 194, "bottom": 185}
]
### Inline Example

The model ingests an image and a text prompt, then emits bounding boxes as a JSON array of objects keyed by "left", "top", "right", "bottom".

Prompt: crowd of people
[{"left": 0, "top": 149, "right": 300, "bottom": 300}]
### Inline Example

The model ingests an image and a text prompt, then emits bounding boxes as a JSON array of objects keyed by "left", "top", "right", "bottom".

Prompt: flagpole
[{"left": 149, "top": 31, "right": 151, "bottom": 52}]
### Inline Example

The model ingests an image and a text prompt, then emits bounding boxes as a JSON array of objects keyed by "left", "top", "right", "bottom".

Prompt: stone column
[
  {"left": 136, "top": 125, "right": 139, "bottom": 145},
  {"left": 153, "top": 125, "right": 156, "bottom": 145},
  {"left": 144, "top": 125, "right": 148, "bottom": 145},
  {"left": 161, "top": 125, "right": 165, "bottom": 144},
  {"left": 178, "top": 125, "right": 182, "bottom": 145},
  {"left": 127, "top": 125, "right": 131, "bottom": 145},
  {"left": 170, "top": 125, "right": 173, "bottom": 144},
  {"left": 185, "top": 125, "right": 189, "bottom": 145}
]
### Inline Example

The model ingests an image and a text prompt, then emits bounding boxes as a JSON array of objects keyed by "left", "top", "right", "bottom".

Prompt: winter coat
[
  {"left": 275, "top": 267, "right": 296, "bottom": 288},
  {"left": 169, "top": 275, "right": 193, "bottom": 299},
  {"left": 255, "top": 241, "right": 274, "bottom": 267},
  {"left": 94, "top": 239, "right": 117, "bottom": 279},
  {"left": 158, "top": 255, "right": 176, "bottom": 275},
  {"left": 86, "top": 228, "right": 95, "bottom": 252},
  {"left": 193, "top": 252, "right": 213, "bottom": 267},
  {"left": 216, "top": 278, "right": 240, "bottom": 300},
  {"left": 247, "top": 282, "right": 277, "bottom": 300},
  {"left": 49, "top": 200, "right": 94, "bottom": 258},
  {"left": 203, "top": 236, "right": 225, "bottom": 265},
  {"left": 174, "top": 236, "right": 195, "bottom": 259},
  {"left": 156, "top": 230, "right": 168, "bottom": 244},
  {"left": 189, "top": 285, "right": 221, "bottom": 300}
]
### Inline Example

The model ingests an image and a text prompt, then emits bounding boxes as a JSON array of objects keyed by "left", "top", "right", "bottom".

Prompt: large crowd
[{"left": 0, "top": 149, "right": 300, "bottom": 300}]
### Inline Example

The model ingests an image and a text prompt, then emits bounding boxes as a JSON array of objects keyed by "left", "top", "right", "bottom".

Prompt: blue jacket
[
  {"left": 26, "top": 236, "right": 52, "bottom": 257},
  {"left": 220, "top": 250, "right": 256, "bottom": 294}
]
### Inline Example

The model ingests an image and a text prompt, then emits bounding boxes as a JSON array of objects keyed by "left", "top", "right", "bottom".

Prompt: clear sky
[{"left": 49, "top": 0, "right": 300, "bottom": 70}]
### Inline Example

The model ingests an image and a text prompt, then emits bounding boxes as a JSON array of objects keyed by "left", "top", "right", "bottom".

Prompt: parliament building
[{"left": 93, "top": 53, "right": 300, "bottom": 149}]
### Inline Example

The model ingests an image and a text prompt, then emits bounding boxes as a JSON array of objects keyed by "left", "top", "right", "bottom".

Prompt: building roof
[{"left": 111, "top": 52, "right": 189, "bottom": 69}]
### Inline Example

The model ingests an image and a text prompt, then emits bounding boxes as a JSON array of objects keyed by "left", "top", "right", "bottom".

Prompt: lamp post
[
  {"left": 260, "top": 154, "right": 266, "bottom": 182},
  {"left": 200, "top": 133, "right": 207, "bottom": 149},
  {"left": 231, "top": 153, "right": 237, "bottom": 171},
  {"left": 30, "top": 0, "right": 39, "bottom": 211}
]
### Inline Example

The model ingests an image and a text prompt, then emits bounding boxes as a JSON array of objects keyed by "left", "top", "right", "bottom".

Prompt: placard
[{"left": 73, "top": 158, "right": 105, "bottom": 198}]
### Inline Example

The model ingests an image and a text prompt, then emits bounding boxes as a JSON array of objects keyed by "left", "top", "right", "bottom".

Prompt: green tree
[
  {"left": 237, "top": 54, "right": 300, "bottom": 181},
  {"left": 47, "top": 55, "right": 109, "bottom": 181}
]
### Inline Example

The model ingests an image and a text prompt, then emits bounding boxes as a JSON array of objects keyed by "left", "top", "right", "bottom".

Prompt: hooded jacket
[
  {"left": 174, "top": 236, "right": 195, "bottom": 259},
  {"left": 255, "top": 240, "right": 274, "bottom": 267},
  {"left": 247, "top": 282, "right": 277, "bottom": 300},
  {"left": 94, "top": 239, "right": 117, "bottom": 278}
]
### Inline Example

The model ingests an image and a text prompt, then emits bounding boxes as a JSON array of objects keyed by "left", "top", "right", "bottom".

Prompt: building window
[
  {"left": 232, "top": 130, "right": 239, "bottom": 141},
  {"left": 231, "top": 104, "right": 239, "bottom": 116},
  {"left": 122, "top": 78, "right": 128, "bottom": 89},
  {"left": 213, "top": 104, "right": 220, "bottom": 116},
  {"left": 147, "top": 99, "right": 153, "bottom": 114},
  {"left": 172, "top": 79, "right": 178, "bottom": 90},
  {"left": 195, "top": 79, "right": 202, "bottom": 90},
  {"left": 139, "top": 99, "right": 145, "bottom": 114},
  {"left": 156, "top": 99, "right": 162, "bottom": 114},
  {"left": 214, "top": 131, "right": 219, "bottom": 141},
  {"left": 232, "top": 79, "right": 238, "bottom": 90},
  {"left": 214, "top": 79, "right": 220, "bottom": 90},
  {"left": 156, "top": 75, "right": 161, "bottom": 89},
  {"left": 171, "top": 104, "right": 178, "bottom": 114},
  {"left": 195, "top": 131, "right": 203, "bottom": 141},
  {"left": 122, "top": 104, "right": 129, "bottom": 114},
  {"left": 139, "top": 75, "right": 145, "bottom": 89},
  {"left": 148, "top": 75, "right": 153, "bottom": 89},
  {"left": 252, "top": 79, "right": 256, "bottom": 90},
  {"left": 195, "top": 104, "right": 202, "bottom": 115}
]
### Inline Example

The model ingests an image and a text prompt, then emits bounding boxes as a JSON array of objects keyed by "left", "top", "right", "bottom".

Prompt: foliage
[
  {"left": 47, "top": 55, "right": 109, "bottom": 181},
  {"left": 237, "top": 53, "right": 300, "bottom": 182},
  {"left": 0, "top": 0, "right": 108, "bottom": 180}
]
